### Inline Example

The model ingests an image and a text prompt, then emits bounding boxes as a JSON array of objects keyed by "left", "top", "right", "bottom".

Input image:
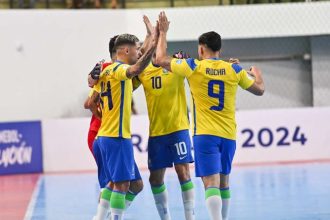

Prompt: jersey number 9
[{"left": 208, "top": 80, "right": 225, "bottom": 111}]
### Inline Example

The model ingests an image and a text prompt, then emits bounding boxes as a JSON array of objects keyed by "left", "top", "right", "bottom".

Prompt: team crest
[
  {"left": 176, "top": 60, "right": 183, "bottom": 64},
  {"left": 162, "top": 69, "right": 169, "bottom": 75}
]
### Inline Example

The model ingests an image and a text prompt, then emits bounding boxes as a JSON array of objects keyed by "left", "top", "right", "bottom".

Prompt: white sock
[
  {"left": 181, "top": 180, "right": 195, "bottom": 220},
  {"left": 182, "top": 189, "right": 195, "bottom": 220},
  {"left": 111, "top": 208, "right": 124, "bottom": 220},
  {"left": 220, "top": 187, "right": 230, "bottom": 220},
  {"left": 205, "top": 187, "right": 222, "bottom": 220},
  {"left": 152, "top": 185, "right": 171, "bottom": 220},
  {"left": 94, "top": 198, "right": 110, "bottom": 220},
  {"left": 125, "top": 200, "right": 132, "bottom": 210},
  {"left": 221, "top": 199, "right": 230, "bottom": 220}
]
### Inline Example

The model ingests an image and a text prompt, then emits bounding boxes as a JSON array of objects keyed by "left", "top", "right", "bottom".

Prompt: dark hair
[
  {"left": 198, "top": 31, "right": 221, "bottom": 52},
  {"left": 114, "top": 34, "right": 139, "bottom": 52},
  {"left": 109, "top": 35, "right": 119, "bottom": 59}
]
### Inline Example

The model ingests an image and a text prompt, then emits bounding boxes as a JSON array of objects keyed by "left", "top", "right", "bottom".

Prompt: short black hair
[
  {"left": 109, "top": 35, "right": 119, "bottom": 59},
  {"left": 198, "top": 31, "right": 222, "bottom": 52},
  {"left": 114, "top": 34, "right": 139, "bottom": 52}
]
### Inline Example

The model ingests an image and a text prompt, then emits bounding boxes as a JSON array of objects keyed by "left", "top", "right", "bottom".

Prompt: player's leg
[
  {"left": 92, "top": 139, "right": 112, "bottom": 220},
  {"left": 202, "top": 175, "right": 222, "bottom": 220},
  {"left": 110, "top": 181, "right": 130, "bottom": 220},
  {"left": 219, "top": 138, "right": 236, "bottom": 220},
  {"left": 149, "top": 168, "right": 171, "bottom": 220},
  {"left": 88, "top": 130, "right": 98, "bottom": 156},
  {"left": 125, "top": 162, "right": 144, "bottom": 210},
  {"left": 148, "top": 135, "right": 173, "bottom": 220},
  {"left": 194, "top": 135, "right": 222, "bottom": 220},
  {"left": 106, "top": 137, "right": 137, "bottom": 220},
  {"left": 171, "top": 130, "right": 195, "bottom": 220},
  {"left": 220, "top": 174, "right": 230, "bottom": 220},
  {"left": 174, "top": 164, "right": 195, "bottom": 220}
]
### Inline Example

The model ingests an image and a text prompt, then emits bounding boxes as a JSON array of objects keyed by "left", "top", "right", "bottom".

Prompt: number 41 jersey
[
  {"left": 94, "top": 61, "right": 133, "bottom": 138},
  {"left": 171, "top": 58, "right": 255, "bottom": 140}
]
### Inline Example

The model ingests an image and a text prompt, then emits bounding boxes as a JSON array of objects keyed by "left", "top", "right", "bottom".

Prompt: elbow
[
  {"left": 155, "top": 56, "right": 165, "bottom": 67},
  {"left": 256, "top": 87, "right": 265, "bottom": 96},
  {"left": 84, "top": 100, "right": 90, "bottom": 109}
]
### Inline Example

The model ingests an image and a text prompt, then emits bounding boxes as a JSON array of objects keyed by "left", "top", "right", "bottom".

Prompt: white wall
[
  {"left": 1, "top": 3, "right": 330, "bottom": 121},
  {"left": 41, "top": 107, "right": 330, "bottom": 172}
]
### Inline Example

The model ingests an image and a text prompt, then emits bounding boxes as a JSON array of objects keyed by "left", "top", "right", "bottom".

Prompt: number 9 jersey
[
  {"left": 171, "top": 58, "right": 255, "bottom": 140},
  {"left": 94, "top": 61, "right": 133, "bottom": 138}
]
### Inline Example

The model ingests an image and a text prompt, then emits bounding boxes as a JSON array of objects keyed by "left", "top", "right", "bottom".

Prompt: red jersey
[{"left": 87, "top": 61, "right": 112, "bottom": 152}]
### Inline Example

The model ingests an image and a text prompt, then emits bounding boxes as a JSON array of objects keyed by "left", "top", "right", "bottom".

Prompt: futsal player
[
  {"left": 85, "top": 35, "right": 118, "bottom": 220},
  {"left": 155, "top": 12, "right": 265, "bottom": 220},
  {"left": 135, "top": 17, "right": 195, "bottom": 219},
  {"left": 89, "top": 26, "right": 159, "bottom": 220}
]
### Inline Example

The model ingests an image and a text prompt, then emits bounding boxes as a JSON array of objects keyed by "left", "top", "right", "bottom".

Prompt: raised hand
[
  {"left": 229, "top": 58, "right": 240, "bottom": 64},
  {"left": 158, "top": 11, "right": 170, "bottom": 33},
  {"left": 248, "top": 66, "right": 262, "bottom": 78},
  {"left": 143, "top": 15, "right": 153, "bottom": 36}
]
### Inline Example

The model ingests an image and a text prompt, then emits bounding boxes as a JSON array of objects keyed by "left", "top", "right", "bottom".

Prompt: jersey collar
[
  {"left": 151, "top": 62, "right": 161, "bottom": 68},
  {"left": 208, "top": 57, "right": 221, "bottom": 60}
]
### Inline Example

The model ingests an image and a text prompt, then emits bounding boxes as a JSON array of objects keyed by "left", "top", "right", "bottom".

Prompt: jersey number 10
[
  {"left": 208, "top": 80, "right": 225, "bottom": 111},
  {"left": 151, "top": 76, "right": 162, "bottom": 89}
]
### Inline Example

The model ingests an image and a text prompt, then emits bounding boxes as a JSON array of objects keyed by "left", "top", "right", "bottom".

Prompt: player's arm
[
  {"left": 139, "top": 15, "right": 153, "bottom": 55},
  {"left": 155, "top": 11, "right": 172, "bottom": 71},
  {"left": 125, "top": 22, "right": 159, "bottom": 79},
  {"left": 132, "top": 76, "right": 142, "bottom": 91},
  {"left": 84, "top": 96, "right": 91, "bottom": 109},
  {"left": 246, "top": 66, "right": 265, "bottom": 96},
  {"left": 88, "top": 91, "right": 102, "bottom": 119},
  {"left": 87, "top": 61, "right": 103, "bottom": 87}
]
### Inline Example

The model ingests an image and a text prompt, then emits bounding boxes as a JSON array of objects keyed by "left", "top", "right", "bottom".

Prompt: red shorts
[{"left": 87, "top": 130, "right": 98, "bottom": 156}]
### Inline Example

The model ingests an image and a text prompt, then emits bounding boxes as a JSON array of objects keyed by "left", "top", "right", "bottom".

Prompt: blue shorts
[
  {"left": 94, "top": 137, "right": 142, "bottom": 184},
  {"left": 93, "top": 139, "right": 108, "bottom": 188},
  {"left": 193, "top": 135, "right": 236, "bottom": 177},
  {"left": 148, "top": 129, "right": 194, "bottom": 171}
]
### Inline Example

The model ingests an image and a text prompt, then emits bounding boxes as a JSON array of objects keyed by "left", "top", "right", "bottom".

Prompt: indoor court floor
[{"left": 1, "top": 163, "right": 330, "bottom": 220}]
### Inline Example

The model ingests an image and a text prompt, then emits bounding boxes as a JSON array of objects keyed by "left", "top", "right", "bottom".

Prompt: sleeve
[
  {"left": 132, "top": 76, "right": 142, "bottom": 91},
  {"left": 101, "top": 62, "right": 111, "bottom": 71},
  {"left": 170, "top": 58, "right": 197, "bottom": 78},
  {"left": 88, "top": 88, "right": 96, "bottom": 97},
  {"left": 93, "top": 68, "right": 108, "bottom": 93},
  {"left": 232, "top": 64, "right": 255, "bottom": 90},
  {"left": 93, "top": 81, "right": 101, "bottom": 94},
  {"left": 112, "top": 63, "right": 130, "bottom": 81}
]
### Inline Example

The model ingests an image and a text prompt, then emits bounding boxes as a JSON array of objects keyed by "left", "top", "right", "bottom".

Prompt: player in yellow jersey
[
  {"left": 137, "top": 50, "right": 194, "bottom": 220},
  {"left": 155, "top": 12, "right": 265, "bottom": 220},
  {"left": 89, "top": 24, "right": 158, "bottom": 220}
]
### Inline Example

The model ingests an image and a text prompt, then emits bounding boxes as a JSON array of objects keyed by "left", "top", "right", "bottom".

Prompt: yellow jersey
[
  {"left": 138, "top": 62, "right": 189, "bottom": 137},
  {"left": 94, "top": 61, "right": 133, "bottom": 138},
  {"left": 171, "top": 58, "right": 255, "bottom": 140}
]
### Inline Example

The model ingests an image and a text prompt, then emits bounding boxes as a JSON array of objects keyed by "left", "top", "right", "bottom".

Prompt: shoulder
[
  {"left": 174, "top": 58, "right": 199, "bottom": 70},
  {"left": 113, "top": 62, "right": 130, "bottom": 72},
  {"left": 230, "top": 63, "right": 243, "bottom": 74}
]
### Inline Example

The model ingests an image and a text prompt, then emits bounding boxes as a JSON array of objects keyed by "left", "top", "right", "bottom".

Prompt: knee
[
  {"left": 220, "top": 181, "right": 229, "bottom": 189},
  {"left": 113, "top": 181, "right": 130, "bottom": 192},
  {"left": 149, "top": 175, "right": 164, "bottom": 186},
  {"left": 134, "top": 180, "right": 144, "bottom": 194},
  {"left": 177, "top": 169, "right": 191, "bottom": 183},
  {"left": 131, "top": 179, "right": 144, "bottom": 194},
  {"left": 175, "top": 164, "right": 191, "bottom": 183},
  {"left": 202, "top": 174, "right": 220, "bottom": 189},
  {"left": 220, "top": 174, "right": 230, "bottom": 189}
]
